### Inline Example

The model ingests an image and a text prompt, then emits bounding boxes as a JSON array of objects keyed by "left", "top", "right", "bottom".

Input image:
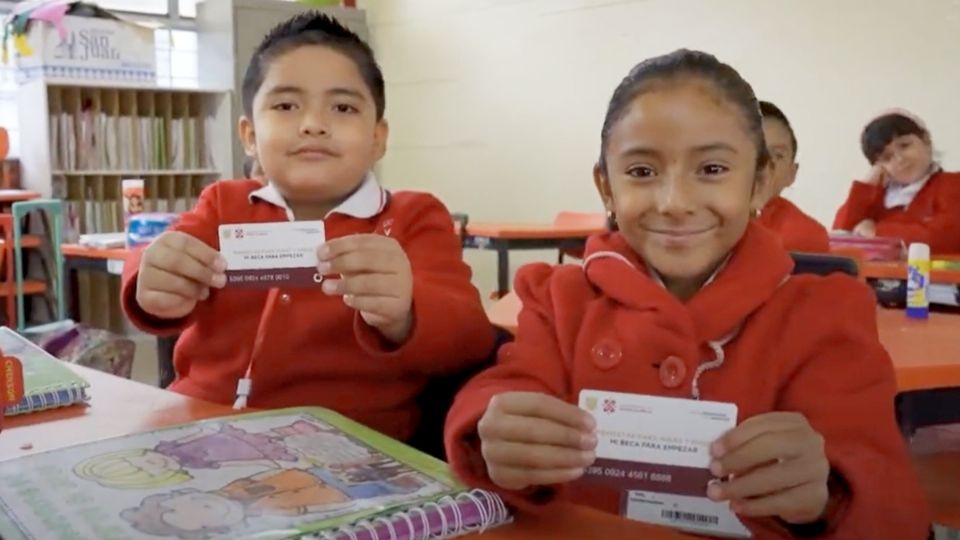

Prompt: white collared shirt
[{"left": 248, "top": 172, "right": 387, "bottom": 221}]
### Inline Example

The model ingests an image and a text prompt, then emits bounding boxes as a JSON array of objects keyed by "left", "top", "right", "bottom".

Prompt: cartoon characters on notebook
[
  {"left": 119, "top": 457, "right": 431, "bottom": 539},
  {"left": 74, "top": 421, "right": 306, "bottom": 489}
]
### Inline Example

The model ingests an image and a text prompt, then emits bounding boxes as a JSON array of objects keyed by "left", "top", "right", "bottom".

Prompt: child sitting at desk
[
  {"left": 833, "top": 109, "right": 960, "bottom": 254},
  {"left": 445, "top": 50, "right": 930, "bottom": 538},
  {"left": 121, "top": 12, "right": 495, "bottom": 442},
  {"left": 755, "top": 101, "right": 830, "bottom": 253}
]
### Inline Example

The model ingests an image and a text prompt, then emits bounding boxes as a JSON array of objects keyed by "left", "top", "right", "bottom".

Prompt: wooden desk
[
  {"left": 461, "top": 222, "right": 603, "bottom": 296},
  {"left": 1, "top": 364, "right": 692, "bottom": 539}
]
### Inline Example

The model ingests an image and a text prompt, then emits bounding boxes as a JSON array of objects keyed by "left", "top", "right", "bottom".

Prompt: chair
[
  {"left": 913, "top": 451, "right": 960, "bottom": 534},
  {"left": 554, "top": 211, "right": 605, "bottom": 263},
  {"left": 789, "top": 252, "right": 859, "bottom": 278},
  {"left": 407, "top": 327, "right": 511, "bottom": 460},
  {"left": 12, "top": 199, "right": 65, "bottom": 331},
  {"left": 158, "top": 334, "right": 178, "bottom": 388}
]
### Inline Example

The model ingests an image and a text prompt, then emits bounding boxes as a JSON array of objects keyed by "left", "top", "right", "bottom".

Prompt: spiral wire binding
[
  {"left": 303, "top": 489, "right": 509, "bottom": 540},
  {"left": 4, "top": 382, "right": 89, "bottom": 415}
]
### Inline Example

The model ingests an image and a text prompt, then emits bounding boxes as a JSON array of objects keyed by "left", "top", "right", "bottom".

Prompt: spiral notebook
[
  {"left": 0, "top": 407, "right": 510, "bottom": 540},
  {"left": 0, "top": 327, "right": 89, "bottom": 416}
]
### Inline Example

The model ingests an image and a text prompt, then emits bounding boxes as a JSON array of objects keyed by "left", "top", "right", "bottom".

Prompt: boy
[
  {"left": 122, "top": 13, "right": 495, "bottom": 441},
  {"left": 757, "top": 101, "right": 831, "bottom": 253}
]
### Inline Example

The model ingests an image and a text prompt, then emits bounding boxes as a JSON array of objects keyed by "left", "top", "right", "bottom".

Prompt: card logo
[
  {"left": 603, "top": 398, "right": 617, "bottom": 414},
  {"left": 221, "top": 228, "right": 244, "bottom": 240}
]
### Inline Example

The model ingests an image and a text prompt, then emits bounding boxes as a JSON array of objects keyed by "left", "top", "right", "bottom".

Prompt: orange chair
[
  {"left": 0, "top": 214, "right": 46, "bottom": 328},
  {"left": 554, "top": 211, "right": 606, "bottom": 262}
]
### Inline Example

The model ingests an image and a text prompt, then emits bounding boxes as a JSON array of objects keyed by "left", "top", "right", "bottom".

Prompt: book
[
  {"left": 0, "top": 327, "right": 89, "bottom": 416},
  {"left": 0, "top": 407, "right": 510, "bottom": 540},
  {"left": 829, "top": 233, "right": 905, "bottom": 262},
  {"left": 79, "top": 232, "right": 127, "bottom": 249}
]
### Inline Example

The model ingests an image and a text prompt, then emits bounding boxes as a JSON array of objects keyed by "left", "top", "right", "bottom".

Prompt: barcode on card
[{"left": 661, "top": 509, "right": 720, "bottom": 525}]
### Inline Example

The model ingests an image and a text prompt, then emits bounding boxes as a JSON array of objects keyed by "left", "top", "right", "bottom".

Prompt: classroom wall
[{"left": 359, "top": 0, "right": 960, "bottom": 294}]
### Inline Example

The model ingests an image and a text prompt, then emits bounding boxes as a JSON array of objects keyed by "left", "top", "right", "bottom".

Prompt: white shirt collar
[
  {"left": 884, "top": 163, "right": 940, "bottom": 209},
  {"left": 248, "top": 172, "right": 387, "bottom": 221}
]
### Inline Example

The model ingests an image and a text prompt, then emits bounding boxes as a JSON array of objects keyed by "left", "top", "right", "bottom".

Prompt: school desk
[
  {"left": 862, "top": 260, "right": 960, "bottom": 285},
  {"left": 461, "top": 222, "right": 603, "bottom": 296},
  {"left": 0, "top": 363, "right": 694, "bottom": 540},
  {"left": 880, "top": 308, "right": 960, "bottom": 437},
  {"left": 0, "top": 189, "right": 40, "bottom": 206},
  {"left": 59, "top": 244, "right": 177, "bottom": 387}
]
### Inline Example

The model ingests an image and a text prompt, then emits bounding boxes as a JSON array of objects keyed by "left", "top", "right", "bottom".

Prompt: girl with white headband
[{"left": 833, "top": 109, "right": 960, "bottom": 254}]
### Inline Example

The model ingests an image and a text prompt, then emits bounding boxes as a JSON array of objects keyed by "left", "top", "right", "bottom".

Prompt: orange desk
[
  {"left": 878, "top": 309, "right": 960, "bottom": 392},
  {"left": 863, "top": 261, "right": 960, "bottom": 285},
  {"left": 0, "top": 364, "right": 692, "bottom": 540},
  {"left": 61, "top": 243, "right": 130, "bottom": 262},
  {"left": 461, "top": 222, "right": 604, "bottom": 296},
  {"left": 489, "top": 296, "right": 960, "bottom": 393},
  {"left": 61, "top": 243, "right": 131, "bottom": 321},
  {"left": 0, "top": 189, "right": 40, "bottom": 204}
]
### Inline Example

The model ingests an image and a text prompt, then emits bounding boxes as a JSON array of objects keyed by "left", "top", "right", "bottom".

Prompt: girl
[
  {"left": 445, "top": 50, "right": 930, "bottom": 539},
  {"left": 833, "top": 109, "right": 960, "bottom": 254}
]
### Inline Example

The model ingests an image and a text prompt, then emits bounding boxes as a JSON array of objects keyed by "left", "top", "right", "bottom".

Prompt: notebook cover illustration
[
  {"left": 0, "top": 327, "right": 89, "bottom": 416},
  {"left": 0, "top": 407, "right": 509, "bottom": 539}
]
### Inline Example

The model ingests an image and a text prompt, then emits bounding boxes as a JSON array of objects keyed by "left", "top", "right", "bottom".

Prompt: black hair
[
  {"left": 759, "top": 100, "right": 798, "bottom": 158},
  {"left": 861, "top": 114, "right": 928, "bottom": 164},
  {"left": 241, "top": 12, "right": 385, "bottom": 120},
  {"left": 598, "top": 49, "right": 769, "bottom": 175}
]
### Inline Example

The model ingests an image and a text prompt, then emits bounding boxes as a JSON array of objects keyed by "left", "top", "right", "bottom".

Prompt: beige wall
[{"left": 360, "top": 0, "right": 960, "bottom": 295}]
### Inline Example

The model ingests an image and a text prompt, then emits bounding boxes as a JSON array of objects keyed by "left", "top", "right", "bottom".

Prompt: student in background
[
  {"left": 445, "top": 50, "right": 930, "bottom": 538},
  {"left": 121, "top": 12, "right": 495, "bottom": 442},
  {"left": 833, "top": 109, "right": 960, "bottom": 254},
  {"left": 756, "top": 101, "right": 830, "bottom": 253}
]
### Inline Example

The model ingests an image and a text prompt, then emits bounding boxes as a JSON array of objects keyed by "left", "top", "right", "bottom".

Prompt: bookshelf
[
  {"left": 16, "top": 79, "right": 234, "bottom": 236},
  {"left": 15, "top": 80, "right": 233, "bottom": 334}
]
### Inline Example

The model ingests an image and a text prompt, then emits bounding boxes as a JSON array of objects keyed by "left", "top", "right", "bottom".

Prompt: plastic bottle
[{"left": 906, "top": 243, "right": 930, "bottom": 319}]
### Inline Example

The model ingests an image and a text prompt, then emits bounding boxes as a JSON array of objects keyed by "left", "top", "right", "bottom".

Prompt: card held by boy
[
  {"left": 219, "top": 221, "right": 325, "bottom": 288},
  {"left": 579, "top": 390, "right": 752, "bottom": 538}
]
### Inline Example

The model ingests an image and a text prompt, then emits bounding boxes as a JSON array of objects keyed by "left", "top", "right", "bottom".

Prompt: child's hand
[
  {"left": 863, "top": 163, "right": 887, "bottom": 186},
  {"left": 477, "top": 391, "right": 597, "bottom": 491},
  {"left": 318, "top": 234, "right": 414, "bottom": 344},
  {"left": 707, "top": 412, "right": 830, "bottom": 525},
  {"left": 136, "top": 231, "right": 227, "bottom": 320},
  {"left": 853, "top": 219, "right": 877, "bottom": 237}
]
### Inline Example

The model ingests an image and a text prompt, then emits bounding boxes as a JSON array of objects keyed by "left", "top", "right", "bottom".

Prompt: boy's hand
[
  {"left": 707, "top": 412, "right": 831, "bottom": 525},
  {"left": 477, "top": 392, "right": 597, "bottom": 491},
  {"left": 318, "top": 234, "right": 414, "bottom": 344},
  {"left": 136, "top": 231, "right": 227, "bottom": 320}
]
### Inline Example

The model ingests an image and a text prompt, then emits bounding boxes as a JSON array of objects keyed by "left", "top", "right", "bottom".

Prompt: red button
[
  {"left": 591, "top": 339, "right": 623, "bottom": 370},
  {"left": 659, "top": 356, "right": 687, "bottom": 388}
]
